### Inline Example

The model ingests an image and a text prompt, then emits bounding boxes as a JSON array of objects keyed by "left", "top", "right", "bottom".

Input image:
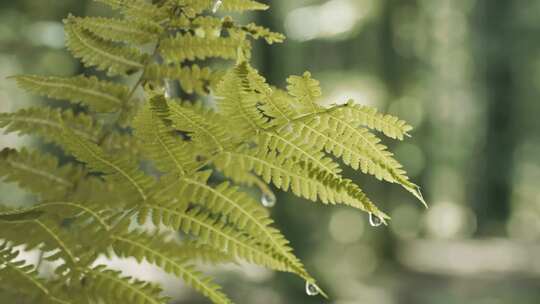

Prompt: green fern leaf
[
  {"left": 0, "top": 243, "right": 72, "bottom": 304},
  {"left": 112, "top": 230, "right": 233, "bottom": 304},
  {"left": 174, "top": 241, "right": 235, "bottom": 265},
  {"left": 0, "top": 217, "right": 82, "bottom": 275},
  {"left": 0, "top": 107, "right": 100, "bottom": 144},
  {"left": 214, "top": 147, "right": 388, "bottom": 220},
  {"left": 0, "top": 148, "right": 83, "bottom": 200},
  {"left": 64, "top": 16, "right": 148, "bottom": 76},
  {"left": 241, "top": 23, "right": 285, "bottom": 44},
  {"left": 335, "top": 100, "right": 413, "bottom": 140},
  {"left": 216, "top": 62, "right": 271, "bottom": 137},
  {"left": 60, "top": 128, "right": 155, "bottom": 204},
  {"left": 177, "top": 171, "right": 311, "bottom": 276},
  {"left": 159, "top": 33, "right": 246, "bottom": 63},
  {"left": 259, "top": 89, "right": 301, "bottom": 127},
  {"left": 220, "top": 0, "right": 269, "bottom": 11},
  {"left": 286, "top": 72, "right": 323, "bottom": 113},
  {"left": 71, "top": 16, "right": 162, "bottom": 45},
  {"left": 11, "top": 74, "right": 130, "bottom": 112},
  {"left": 151, "top": 97, "right": 232, "bottom": 153},
  {"left": 86, "top": 265, "right": 168, "bottom": 304},
  {"left": 144, "top": 64, "right": 223, "bottom": 95},
  {"left": 142, "top": 205, "right": 311, "bottom": 279},
  {"left": 133, "top": 97, "right": 194, "bottom": 175}
]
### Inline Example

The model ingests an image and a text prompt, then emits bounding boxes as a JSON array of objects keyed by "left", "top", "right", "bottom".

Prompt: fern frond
[
  {"left": 142, "top": 205, "right": 309, "bottom": 278},
  {"left": 335, "top": 100, "right": 413, "bottom": 140},
  {"left": 60, "top": 128, "right": 155, "bottom": 204},
  {"left": 214, "top": 147, "right": 388, "bottom": 220},
  {"left": 0, "top": 107, "right": 100, "bottom": 144},
  {"left": 0, "top": 244, "right": 71, "bottom": 304},
  {"left": 0, "top": 148, "right": 82, "bottom": 200},
  {"left": 112, "top": 230, "right": 233, "bottom": 304},
  {"left": 216, "top": 62, "right": 271, "bottom": 136},
  {"left": 133, "top": 98, "right": 193, "bottom": 175},
  {"left": 284, "top": 109, "right": 424, "bottom": 205},
  {"left": 11, "top": 74, "right": 130, "bottom": 112},
  {"left": 159, "top": 34, "right": 246, "bottom": 63},
  {"left": 0, "top": 218, "right": 81, "bottom": 275},
  {"left": 174, "top": 241, "right": 235, "bottom": 265},
  {"left": 178, "top": 170, "right": 311, "bottom": 281},
  {"left": 72, "top": 16, "right": 162, "bottom": 45},
  {"left": 257, "top": 131, "right": 342, "bottom": 176},
  {"left": 220, "top": 0, "right": 269, "bottom": 12},
  {"left": 151, "top": 97, "right": 232, "bottom": 153},
  {"left": 144, "top": 64, "right": 223, "bottom": 95},
  {"left": 64, "top": 16, "right": 148, "bottom": 76},
  {"left": 286, "top": 72, "right": 322, "bottom": 113},
  {"left": 242, "top": 23, "right": 285, "bottom": 44},
  {"left": 259, "top": 89, "right": 301, "bottom": 126},
  {"left": 86, "top": 265, "right": 167, "bottom": 304}
]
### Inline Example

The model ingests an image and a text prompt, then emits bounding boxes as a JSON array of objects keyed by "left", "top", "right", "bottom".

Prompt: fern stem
[{"left": 97, "top": 36, "right": 163, "bottom": 145}]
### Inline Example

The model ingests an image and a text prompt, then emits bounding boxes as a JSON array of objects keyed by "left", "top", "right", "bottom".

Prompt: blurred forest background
[{"left": 1, "top": 0, "right": 540, "bottom": 303}]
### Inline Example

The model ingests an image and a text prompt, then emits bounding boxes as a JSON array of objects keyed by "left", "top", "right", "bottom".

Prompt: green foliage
[{"left": 0, "top": 0, "right": 423, "bottom": 303}]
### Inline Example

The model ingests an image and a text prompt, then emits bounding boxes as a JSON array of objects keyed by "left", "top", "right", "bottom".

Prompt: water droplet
[
  {"left": 164, "top": 81, "right": 172, "bottom": 98},
  {"left": 212, "top": 0, "right": 223, "bottom": 13},
  {"left": 305, "top": 281, "right": 320, "bottom": 296},
  {"left": 261, "top": 192, "right": 276, "bottom": 208},
  {"left": 369, "top": 213, "right": 383, "bottom": 227}
]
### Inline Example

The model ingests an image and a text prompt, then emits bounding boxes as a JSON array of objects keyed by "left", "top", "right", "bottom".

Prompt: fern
[
  {"left": 0, "top": 1, "right": 424, "bottom": 303},
  {"left": 11, "top": 74, "right": 130, "bottom": 112}
]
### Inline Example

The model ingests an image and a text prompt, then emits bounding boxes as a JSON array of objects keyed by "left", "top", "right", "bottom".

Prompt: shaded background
[{"left": 1, "top": 0, "right": 540, "bottom": 303}]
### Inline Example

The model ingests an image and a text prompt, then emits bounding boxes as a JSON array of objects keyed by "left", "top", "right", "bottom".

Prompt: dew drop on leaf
[
  {"left": 368, "top": 213, "right": 383, "bottom": 227},
  {"left": 164, "top": 81, "right": 172, "bottom": 98},
  {"left": 212, "top": 0, "right": 223, "bottom": 13},
  {"left": 305, "top": 281, "right": 320, "bottom": 296},
  {"left": 261, "top": 192, "right": 276, "bottom": 208}
]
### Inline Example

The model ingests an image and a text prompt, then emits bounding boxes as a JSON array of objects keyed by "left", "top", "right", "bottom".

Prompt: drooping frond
[
  {"left": 72, "top": 16, "right": 162, "bottom": 45},
  {"left": 141, "top": 205, "right": 310, "bottom": 279},
  {"left": 85, "top": 265, "right": 168, "bottom": 304},
  {"left": 0, "top": 107, "right": 100, "bottom": 144},
  {"left": 0, "top": 148, "right": 82, "bottom": 200},
  {"left": 159, "top": 34, "right": 246, "bottom": 63},
  {"left": 213, "top": 146, "right": 388, "bottom": 220},
  {"left": 177, "top": 170, "right": 311, "bottom": 280},
  {"left": 11, "top": 74, "right": 130, "bottom": 112},
  {"left": 60, "top": 128, "right": 155, "bottom": 204},
  {"left": 144, "top": 64, "right": 223, "bottom": 95},
  {"left": 111, "top": 230, "right": 233, "bottom": 304},
  {"left": 335, "top": 100, "right": 413, "bottom": 140},
  {"left": 279, "top": 107, "right": 425, "bottom": 206},
  {"left": 64, "top": 16, "right": 148, "bottom": 76}
]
